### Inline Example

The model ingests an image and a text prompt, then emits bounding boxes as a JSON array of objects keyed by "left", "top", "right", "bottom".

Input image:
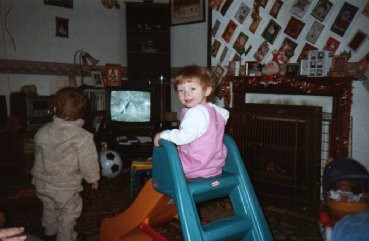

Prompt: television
[{"left": 106, "top": 87, "right": 154, "bottom": 134}]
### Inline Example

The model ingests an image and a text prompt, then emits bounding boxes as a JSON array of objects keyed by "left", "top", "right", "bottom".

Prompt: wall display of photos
[{"left": 209, "top": 0, "right": 369, "bottom": 80}]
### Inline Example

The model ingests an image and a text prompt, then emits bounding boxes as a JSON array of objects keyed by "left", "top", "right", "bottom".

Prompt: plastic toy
[{"left": 152, "top": 134, "right": 273, "bottom": 241}]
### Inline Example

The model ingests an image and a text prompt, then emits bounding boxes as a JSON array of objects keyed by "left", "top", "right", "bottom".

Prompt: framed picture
[
  {"left": 222, "top": 20, "right": 237, "bottom": 43},
  {"left": 104, "top": 64, "right": 122, "bottom": 87},
  {"left": 305, "top": 21, "right": 324, "bottom": 44},
  {"left": 91, "top": 70, "right": 104, "bottom": 87},
  {"left": 348, "top": 30, "right": 367, "bottom": 51},
  {"left": 323, "top": 37, "right": 340, "bottom": 53},
  {"left": 284, "top": 16, "right": 305, "bottom": 39},
  {"left": 55, "top": 17, "right": 68, "bottom": 38},
  {"left": 214, "top": 64, "right": 225, "bottom": 81},
  {"left": 330, "top": 2, "right": 359, "bottom": 37},
  {"left": 311, "top": 0, "right": 332, "bottom": 22},
  {"left": 331, "top": 55, "right": 348, "bottom": 77},
  {"left": 285, "top": 63, "right": 299, "bottom": 78},
  {"left": 233, "top": 32, "right": 249, "bottom": 55},
  {"left": 246, "top": 61, "right": 259, "bottom": 76},
  {"left": 261, "top": 19, "right": 281, "bottom": 44},
  {"left": 171, "top": 0, "right": 205, "bottom": 26},
  {"left": 44, "top": 0, "right": 73, "bottom": 8},
  {"left": 269, "top": 0, "right": 283, "bottom": 18},
  {"left": 290, "top": 0, "right": 312, "bottom": 18},
  {"left": 234, "top": 3, "right": 250, "bottom": 24}
]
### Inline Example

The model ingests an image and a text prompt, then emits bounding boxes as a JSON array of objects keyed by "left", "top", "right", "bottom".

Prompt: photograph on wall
[
  {"left": 348, "top": 30, "right": 367, "bottom": 51},
  {"left": 290, "top": 0, "right": 312, "bottom": 18},
  {"left": 284, "top": 16, "right": 305, "bottom": 39},
  {"left": 254, "top": 41, "right": 270, "bottom": 62},
  {"left": 279, "top": 37, "right": 297, "bottom": 60},
  {"left": 261, "top": 19, "right": 281, "bottom": 44},
  {"left": 214, "top": 64, "right": 225, "bottom": 81},
  {"left": 234, "top": 2, "right": 250, "bottom": 24},
  {"left": 55, "top": 17, "right": 68, "bottom": 38},
  {"left": 297, "top": 43, "right": 318, "bottom": 61},
  {"left": 323, "top": 37, "right": 340, "bottom": 53},
  {"left": 363, "top": 1, "right": 369, "bottom": 19},
  {"left": 269, "top": 0, "right": 283, "bottom": 19},
  {"left": 209, "top": 0, "right": 225, "bottom": 10},
  {"left": 259, "top": 0, "right": 268, "bottom": 8},
  {"left": 306, "top": 21, "right": 324, "bottom": 44},
  {"left": 249, "top": 16, "right": 262, "bottom": 33},
  {"left": 171, "top": 0, "right": 205, "bottom": 25},
  {"left": 233, "top": 32, "right": 249, "bottom": 55},
  {"left": 330, "top": 2, "right": 359, "bottom": 37},
  {"left": 211, "top": 19, "right": 221, "bottom": 37},
  {"left": 220, "top": 0, "right": 234, "bottom": 16},
  {"left": 44, "top": 0, "right": 73, "bottom": 8},
  {"left": 222, "top": 20, "right": 237, "bottom": 43},
  {"left": 219, "top": 46, "right": 229, "bottom": 63},
  {"left": 311, "top": 0, "right": 332, "bottom": 22},
  {"left": 210, "top": 39, "right": 222, "bottom": 58}
]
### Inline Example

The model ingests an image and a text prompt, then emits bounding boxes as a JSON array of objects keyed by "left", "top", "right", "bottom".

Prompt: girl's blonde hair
[{"left": 173, "top": 65, "right": 216, "bottom": 101}]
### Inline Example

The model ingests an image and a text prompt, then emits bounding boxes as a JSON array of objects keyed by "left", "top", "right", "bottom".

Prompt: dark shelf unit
[{"left": 125, "top": 2, "right": 171, "bottom": 81}]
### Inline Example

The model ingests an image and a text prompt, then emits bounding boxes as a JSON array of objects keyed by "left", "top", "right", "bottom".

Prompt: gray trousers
[{"left": 36, "top": 188, "right": 82, "bottom": 241}]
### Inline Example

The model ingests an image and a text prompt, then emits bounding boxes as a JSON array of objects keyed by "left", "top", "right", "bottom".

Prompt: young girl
[
  {"left": 154, "top": 65, "right": 229, "bottom": 179},
  {"left": 31, "top": 87, "right": 100, "bottom": 241}
]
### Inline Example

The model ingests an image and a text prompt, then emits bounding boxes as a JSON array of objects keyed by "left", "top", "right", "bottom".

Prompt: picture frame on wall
[
  {"left": 284, "top": 16, "right": 305, "bottom": 39},
  {"left": 311, "top": 0, "right": 332, "bottom": 22},
  {"left": 261, "top": 19, "right": 281, "bottom": 44},
  {"left": 330, "top": 2, "right": 359, "bottom": 37},
  {"left": 91, "top": 70, "right": 104, "bottom": 87},
  {"left": 44, "top": 0, "right": 73, "bottom": 8},
  {"left": 171, "top": 0, "right": 205, "bottom": 26},
  {"left": 269, "top": 0, "right": 283, "bottom": 18},
  {"left": 104, "top": 64, "right": 122, "bottom": 87},
  {"left": 55, "top": 17, "right": 68, "bottom": 38}
]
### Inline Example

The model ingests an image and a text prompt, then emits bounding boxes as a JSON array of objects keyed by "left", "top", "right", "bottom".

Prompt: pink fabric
[{"left": 178, "top": 103, "right": 227, "bottom": 178}]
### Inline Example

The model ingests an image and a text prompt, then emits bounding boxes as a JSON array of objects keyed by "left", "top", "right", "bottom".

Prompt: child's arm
[{"left": 155, "top": 106, "right": 208, "bottom": 146}]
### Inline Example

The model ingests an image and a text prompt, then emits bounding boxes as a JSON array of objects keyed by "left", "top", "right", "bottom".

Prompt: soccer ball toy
[{"left": 100, "top": 150, "right": 123, "bottom": 178}]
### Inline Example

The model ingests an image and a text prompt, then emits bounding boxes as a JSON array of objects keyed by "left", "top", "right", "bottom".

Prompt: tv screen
[{"left": 110, "top": 90, "right": 151, "bottom": 123}]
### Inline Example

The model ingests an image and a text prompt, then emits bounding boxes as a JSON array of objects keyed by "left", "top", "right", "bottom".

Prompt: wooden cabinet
[{"left": 125, "top": 2, "right": 170, "bottom": 81}]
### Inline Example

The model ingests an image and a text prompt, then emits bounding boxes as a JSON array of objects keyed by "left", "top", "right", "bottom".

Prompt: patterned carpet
[{"left": 0, "top": 172, "right": 323, "bottom": 241}]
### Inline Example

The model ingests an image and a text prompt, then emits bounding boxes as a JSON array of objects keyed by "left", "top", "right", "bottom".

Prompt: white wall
[{"left": 0, "top": 0, "right": 368, "bottom": 169}]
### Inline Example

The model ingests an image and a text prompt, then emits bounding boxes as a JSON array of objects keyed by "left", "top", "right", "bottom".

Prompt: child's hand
[
  {"left": 91, "top": 182, "right": 99, "bottom": 191},
  {"left": 153, "top": 133, "right": 161, "bottom": 147},
  {"left": 0, "top": 227, "right": 26, "bottom": 241}
]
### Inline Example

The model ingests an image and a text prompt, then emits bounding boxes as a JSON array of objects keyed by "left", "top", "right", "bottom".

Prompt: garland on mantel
[{"left": 0, "top": 58, "right": 104, "bottom": 76}]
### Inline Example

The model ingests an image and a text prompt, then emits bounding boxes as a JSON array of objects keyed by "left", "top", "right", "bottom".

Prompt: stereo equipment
[{"left": 10, "top": 92, "right": 53, "bottom": 132}]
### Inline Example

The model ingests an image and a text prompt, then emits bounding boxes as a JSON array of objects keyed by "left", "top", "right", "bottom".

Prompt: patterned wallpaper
[{"left": 209, "top": 0, "right": 369, "bottom": 84}]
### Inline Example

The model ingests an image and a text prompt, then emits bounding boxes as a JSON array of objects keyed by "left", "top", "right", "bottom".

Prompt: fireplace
[{"left": 220, "top": 76, "right": 353, "bottom": 215}]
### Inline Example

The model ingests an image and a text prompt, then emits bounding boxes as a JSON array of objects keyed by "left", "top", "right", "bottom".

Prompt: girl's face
[{"left": 176, "top": 79, "right": 211, "bottom": 108}]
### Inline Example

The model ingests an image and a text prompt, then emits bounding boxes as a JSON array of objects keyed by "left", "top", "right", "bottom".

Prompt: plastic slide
[{"left": 99, "top": 179, "right": 177, "bottom": 241}]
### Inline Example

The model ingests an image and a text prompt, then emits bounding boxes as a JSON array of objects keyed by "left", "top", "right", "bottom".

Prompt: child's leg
[
  {"left": 55, "top": 191, "right": 82, "bottom": 241},
  {"left": 36, "top": 190, "right": 58, "bottom": 236}
]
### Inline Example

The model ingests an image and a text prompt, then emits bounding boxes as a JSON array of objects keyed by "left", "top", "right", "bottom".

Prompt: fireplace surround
[{"left": 220, "top": 75, "right": 353, "bottom": 214}]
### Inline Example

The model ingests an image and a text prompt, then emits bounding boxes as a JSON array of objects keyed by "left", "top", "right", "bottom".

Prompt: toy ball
[{"left": 100, "top": 150, "right": 123, "bottom": 178}]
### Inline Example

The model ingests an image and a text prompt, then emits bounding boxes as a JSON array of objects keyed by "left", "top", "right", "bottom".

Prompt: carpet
[{"left": 0, "top": 172, "right": 323, "bottom": 241}]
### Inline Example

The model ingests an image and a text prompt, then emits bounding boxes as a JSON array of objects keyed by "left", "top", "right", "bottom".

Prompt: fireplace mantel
[{"left": 220, "top": 75, "right": 353, "bottom": 158}]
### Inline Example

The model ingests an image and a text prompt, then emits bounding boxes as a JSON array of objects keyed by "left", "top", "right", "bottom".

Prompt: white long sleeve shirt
[{"left": 160, "top": 103, "right": 229, "bottom": 145}]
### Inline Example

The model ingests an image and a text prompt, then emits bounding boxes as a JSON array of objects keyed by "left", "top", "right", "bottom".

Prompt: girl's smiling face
[{"left": 176, "top": 78, "right": 211, "bottom": 108}]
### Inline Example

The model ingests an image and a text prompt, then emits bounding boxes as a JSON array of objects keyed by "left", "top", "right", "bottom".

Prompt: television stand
[{"left": 94, "top": 132, "right": 153, "bottom": 168}]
